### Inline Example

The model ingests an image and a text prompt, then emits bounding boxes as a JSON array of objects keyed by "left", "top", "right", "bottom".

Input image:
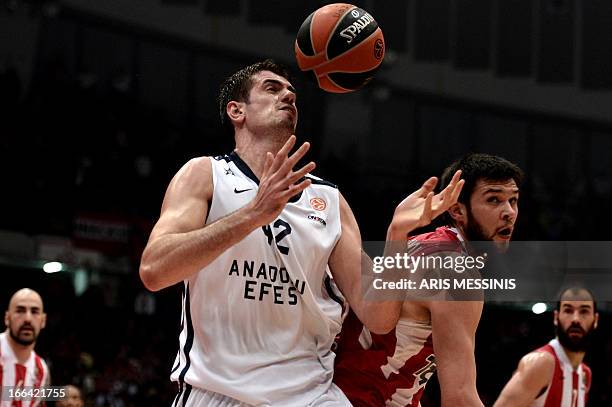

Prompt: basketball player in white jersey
[
  {"left": 1, "top": 288, "right": 50, "bottom": 406},
  {"left": 334, "top": 153, "right": 523, "bottom": 407},
  {"left": 494, "top": 287, "right": 598, "bottom": 407},
  {"left": 139, "top": 59, "right": 464, "bottom": 406}
]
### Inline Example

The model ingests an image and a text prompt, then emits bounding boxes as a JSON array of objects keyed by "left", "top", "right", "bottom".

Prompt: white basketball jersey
[
  {"left": 171, "top": 152, "right": 345, "bottom": 406},
  {"left": 0, "top": 332, "right": 50, "bottom": 407}
]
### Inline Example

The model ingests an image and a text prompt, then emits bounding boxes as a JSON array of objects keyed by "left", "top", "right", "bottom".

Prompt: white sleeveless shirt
[{"left": 171, "top": 152, "right": 344, "bottom": 406}]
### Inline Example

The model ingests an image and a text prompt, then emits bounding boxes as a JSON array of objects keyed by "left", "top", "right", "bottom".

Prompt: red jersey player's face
[
  {"left": 466, "top": 179, "right": 519, "bottom": 247},
  {"left": 4, "top": 292, "right": 46, "bottom": 346},
  {"left": 555, "top": 298, "right": 598, "bottom": 351},
  {"left": 243, "top": 70, "right": 298, "bottom": 134}
]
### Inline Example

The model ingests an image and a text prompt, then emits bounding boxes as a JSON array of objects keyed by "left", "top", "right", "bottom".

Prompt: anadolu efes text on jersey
[
  {"left": 171, "top": 152, "right": 344, "bottom": 406},
  {"left": 228, "top": 259, "right": 305, "bottom": 305}
]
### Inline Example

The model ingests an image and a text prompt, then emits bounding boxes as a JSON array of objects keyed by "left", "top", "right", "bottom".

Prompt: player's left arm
[
  {"left": 430, "top": 300, "right": 484, "bottom": 407},
  {"left": 329, "top": 172, "right": 464, "bottom": 334},
  {"left": 493, "top": 352, "right": 555, "bottom": 407}
]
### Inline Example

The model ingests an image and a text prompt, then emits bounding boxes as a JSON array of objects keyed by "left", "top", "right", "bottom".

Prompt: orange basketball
[{"left": 294, "top": 3, "right": 385, "bottom": 93}]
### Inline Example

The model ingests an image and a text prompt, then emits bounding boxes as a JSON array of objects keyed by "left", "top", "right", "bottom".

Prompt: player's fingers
[
  {"left": 449, "top": 170, "right": 462, "bottom": 188},
  {"left": 269, "top": 135, "right": 297, "bottom": 173},
  {"left": 286, "top": 161, "right": 316, "bottom": 185},
  {"left": 421, "top": 177, "right": 438, "bottom": 195},
  {"left": 278, "top": 141, "right": 311, "bottom": 175},
  {"left": 279, "top": 178, "right": 312, "bottom": 200},
  {"left": 262, "top": 152, "right": 274, "bottom": 178},
  {"left": 449, "top": 179, "right": 465, "bottom": 205},
  {"left": 421, "top": 191, "right": 434, "bottom": 223},
  {"left": 438, "top": 170, "right": 462, "bottom": 202},
  {"left": 409, "top": 177, "right": 437, "bottom": 199}
]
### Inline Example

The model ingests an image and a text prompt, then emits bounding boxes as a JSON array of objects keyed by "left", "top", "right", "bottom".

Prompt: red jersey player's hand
[{"left": 387, "top": 170, "right": 464, "bottom": 240}]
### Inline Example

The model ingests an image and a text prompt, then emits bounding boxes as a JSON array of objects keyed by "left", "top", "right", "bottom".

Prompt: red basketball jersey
[
  {"left": 531, "top": 339, "right": 591, "bottom": 407},
  {"left": 334, "top": 227, "right": 463, "bottom": 406},
  {"left": 0, "top": 332, "right": 49, "bottom": 407}
]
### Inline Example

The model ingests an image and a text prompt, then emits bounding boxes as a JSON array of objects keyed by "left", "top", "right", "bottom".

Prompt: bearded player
[
  {"left": 334, "top": 153, "right": 523, "bottom": 406},
  {"left": 494, "top": 287, "right": 598, "bottom": 407}
]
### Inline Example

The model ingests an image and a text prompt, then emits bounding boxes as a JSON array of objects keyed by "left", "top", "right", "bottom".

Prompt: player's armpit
[
  {"left": 493, "top": 352, "right": 555, "bottom": 407},
  {"left": 429, "top": 300, "right": 484, "bottom": 407}
]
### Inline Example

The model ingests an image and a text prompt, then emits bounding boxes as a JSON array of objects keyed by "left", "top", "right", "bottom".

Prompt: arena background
[{"left": 1, "top": 0, "right": 610, "bottom": 405}]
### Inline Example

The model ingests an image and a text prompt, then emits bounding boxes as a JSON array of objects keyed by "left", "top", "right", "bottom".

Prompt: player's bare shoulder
[
  {"left": 165, "top": 156, "right": 214, "bottom": 204},
  {"left": 516, "top": 350, "right": 555, "bottom": 380}
]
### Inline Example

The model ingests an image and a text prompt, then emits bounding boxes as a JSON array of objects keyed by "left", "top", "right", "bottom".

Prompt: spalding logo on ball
[{"left": 295, "top": 3, "right": 385, "bottom": 93}]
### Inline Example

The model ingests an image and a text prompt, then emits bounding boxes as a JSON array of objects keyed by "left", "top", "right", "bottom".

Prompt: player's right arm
[
  {"left": 493, "top": 352, "right": 555, "bottom": 407},
  {"left": 140, "top": 136, "right": 315, "bottom": 291},
  {"left": 429, "top": 300, "right": 484, "bottom": 407}
]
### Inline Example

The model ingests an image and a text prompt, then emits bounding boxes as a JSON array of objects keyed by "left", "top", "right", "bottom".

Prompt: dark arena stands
[{"left": 1, "top": 1, "right": 611, "bottom": 405}]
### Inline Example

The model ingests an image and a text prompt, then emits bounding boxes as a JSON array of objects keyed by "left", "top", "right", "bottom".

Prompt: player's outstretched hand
[
  {"left": 387, "top": 170, "right": 464, "bottom": 240},
  {"left": 248, "top": 135, "right": 316, "bottom": 227}
]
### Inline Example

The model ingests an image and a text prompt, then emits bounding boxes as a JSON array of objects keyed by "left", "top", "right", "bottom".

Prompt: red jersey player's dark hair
[{"left": 440, "top": 153, "right": 524, "bottom": 207}]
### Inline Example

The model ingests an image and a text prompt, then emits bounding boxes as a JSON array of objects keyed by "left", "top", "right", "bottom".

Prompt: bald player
[
  {"left": 1, "top": 288, "right": 50, "bottom": 406},
  {"left": 494, "top": 287, "right": 599, "bottom": 407}
]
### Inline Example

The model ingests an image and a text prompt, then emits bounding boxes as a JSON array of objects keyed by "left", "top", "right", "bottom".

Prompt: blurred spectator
[{"left": 56, "top": 385, "right": 84, "bottom": 407}]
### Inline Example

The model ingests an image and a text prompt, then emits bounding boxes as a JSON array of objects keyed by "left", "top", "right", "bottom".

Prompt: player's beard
[
  {"left": 9, "top": 324, "right": 37, "bottom": 346},
  {"left": 463, "top": 209, "right": 491, "bottom": 241},
  {"left": 556, "top": 320, "right": 595, "bottom": 352}
]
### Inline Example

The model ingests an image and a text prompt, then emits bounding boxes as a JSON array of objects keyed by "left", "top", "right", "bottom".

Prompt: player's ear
[
  {"left": 4, "top": 311, "right": 8, "bottom": 327},
  {"left": 41, "top": 312, "right": 47, "bottom": 330},
  {"left": 448, "top": 202, "right": 466, "bottom": 225},
  {"left": 553, "top": 310, "right": 559, "bottom": 326},
  {"left": 594, "top": 312, "right": 599, "bottom": 329},
  {"left": 226, "top": 101, "right": 245, "bottom": 125}
]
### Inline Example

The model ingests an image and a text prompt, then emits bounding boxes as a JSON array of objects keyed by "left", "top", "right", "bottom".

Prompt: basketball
[{"left": 294, "top": 3, "right": 385, "bottom": 93}]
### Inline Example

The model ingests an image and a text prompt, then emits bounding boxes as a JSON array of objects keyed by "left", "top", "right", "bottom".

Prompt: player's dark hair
[
  {"left": 218, "top": 59, "right": 292, "bottom": 136},
  {"left": 556, "top": 287, "right": 598, "bottom": 313},
  {"left": 441, "top": 152, "right": 523, "bottom": 206}
]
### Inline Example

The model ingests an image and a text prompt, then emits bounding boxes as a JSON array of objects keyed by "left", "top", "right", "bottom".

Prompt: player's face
[
  {"left": 555, "top": 300, "right": 598, "bottom": 352},
  {"left": 4, "top": 294, "right": 46, "bottom": 346},
  {"left": 244, "top": 70, "right": 298, "bottom": 133},
  {"left": 465, "top": 179, "right": 519, "bottom": 247}
]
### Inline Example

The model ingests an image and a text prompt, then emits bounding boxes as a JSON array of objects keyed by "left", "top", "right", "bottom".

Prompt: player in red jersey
[
  {"left": 334, "top": 153, "right": 523, "bottom": 407},
  {"left": 1, "top": 288, "right": 50, "bottom": 407},
  {"left": 494, "top": 287, "right": 598, "bottom": 407}
]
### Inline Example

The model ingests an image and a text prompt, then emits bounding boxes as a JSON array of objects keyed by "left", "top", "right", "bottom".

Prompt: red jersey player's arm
[
  {"left": 493, "top": 351, "right": 555, "bottom": 407},
  {"left": 328, "top": 193, "right": 402, "bottom": 334},
  {"left": 429, "top": 300, "right": 484, "bottom": 407},
  {"left": 329, "top": 174, "right": 464, "bottom": 334}
]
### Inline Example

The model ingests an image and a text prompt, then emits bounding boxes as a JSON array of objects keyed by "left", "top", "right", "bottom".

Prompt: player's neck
[
  {"left": 234, "top": 130, "right": 292, "bottom": 179},
  {"left": 6, "top": 333, "right": 34, "bottom": 364},
  {"left": 561, "top": 345, "right": 586, "bottom": 369}
]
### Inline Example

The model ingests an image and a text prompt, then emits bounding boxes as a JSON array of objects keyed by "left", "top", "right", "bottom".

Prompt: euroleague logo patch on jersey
[{"left": 310, "top": 197, "right": 326, "bottom": 211}]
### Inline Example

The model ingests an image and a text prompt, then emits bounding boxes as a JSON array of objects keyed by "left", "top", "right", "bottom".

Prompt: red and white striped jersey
[
  {"left": 334, "top": 310, "right": 435, "bottom": 407},
  {"left": 531, "top": 339, "right": 591, "bottom": 407},
  {"left": 334, "top": 227, "right": 464, "bottom": 407},
  {"left": 0, "top": 332, "right": 50, "bottom": 407}
]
